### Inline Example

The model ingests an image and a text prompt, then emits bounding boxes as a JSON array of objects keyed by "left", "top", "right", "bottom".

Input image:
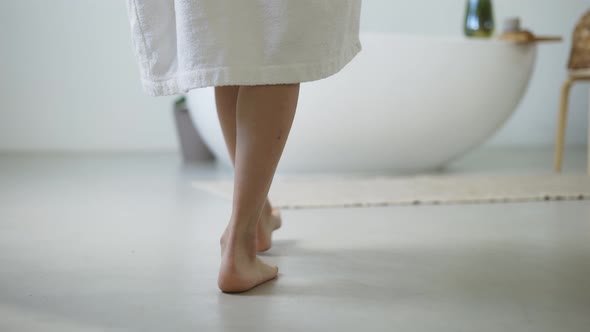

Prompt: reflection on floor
[{"left": 0, "top": 147, "right": 588, "bottom": 332}]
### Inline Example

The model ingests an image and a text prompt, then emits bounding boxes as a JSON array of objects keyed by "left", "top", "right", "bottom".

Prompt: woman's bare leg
[
  {"left": 215, "top": 86, "right": 282, "bottom": 252},
  {"left": 217, "top": 84, "right": 299, "bottom": 293},
  {"left": 214, "top": 86, "right": 239, "bottom": 166}
]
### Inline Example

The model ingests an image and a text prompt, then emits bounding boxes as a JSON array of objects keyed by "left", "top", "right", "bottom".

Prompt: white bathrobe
[{"left": 125, "top": 0, "right": 362, "bottom": 96}]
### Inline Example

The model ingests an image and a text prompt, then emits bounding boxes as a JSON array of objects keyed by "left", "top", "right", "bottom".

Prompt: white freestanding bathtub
[{"left": 187, "top": 33, "right": 537, "bottom": 173}]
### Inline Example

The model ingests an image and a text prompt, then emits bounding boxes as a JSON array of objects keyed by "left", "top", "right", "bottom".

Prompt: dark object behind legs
[{"left": 173, "top": 96, "right": 214, "bottom": 163}]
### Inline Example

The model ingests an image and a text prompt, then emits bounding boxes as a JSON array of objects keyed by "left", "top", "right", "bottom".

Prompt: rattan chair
[{"left": 554, "top": 10, "right": 590, "bottom": 174}]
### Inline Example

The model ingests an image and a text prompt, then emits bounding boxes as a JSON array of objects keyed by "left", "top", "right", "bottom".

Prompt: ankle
[
  {"left": 228, "top": 209, "right": 263, "bottom": 232},
  {"left": 221, "top": 229, "right": 257, "bottom": 264},
  {"left": 224, "top": 224, "right": 256, "bottom": 246},
  {"left": 228, "top": 217, "right": 257, "bottom": 233}
]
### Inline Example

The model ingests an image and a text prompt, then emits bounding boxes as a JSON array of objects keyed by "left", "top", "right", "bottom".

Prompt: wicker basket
[{"left": 568, "top": 10, "right": 590, "bottom": 70}]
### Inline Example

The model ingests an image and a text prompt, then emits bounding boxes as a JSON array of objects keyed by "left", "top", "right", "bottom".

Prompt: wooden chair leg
[{"left": 554, "top": 78, "right": 574, "bottom": 172}]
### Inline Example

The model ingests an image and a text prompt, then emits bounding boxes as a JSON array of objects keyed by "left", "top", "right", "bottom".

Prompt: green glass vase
[{"left": 464, "top": 0, "right": 495, "bottom": 38}]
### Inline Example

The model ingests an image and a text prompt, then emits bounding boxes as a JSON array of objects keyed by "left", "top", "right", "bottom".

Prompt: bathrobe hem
[{"left": 139, "top": 40, "right": 362, "bottom": 97}]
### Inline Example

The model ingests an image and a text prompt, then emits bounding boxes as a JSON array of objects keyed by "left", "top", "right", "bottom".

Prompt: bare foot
[
  {"left": 218, "top": 229, "right": 279, "bottom": 293},
  {"left": 257, "top": 208, "right": 282, "bottom": 252}
]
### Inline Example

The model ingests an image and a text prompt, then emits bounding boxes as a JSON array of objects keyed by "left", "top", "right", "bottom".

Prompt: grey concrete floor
[{"left": 0, "top": 148, "right": 589, "bottom": 331}]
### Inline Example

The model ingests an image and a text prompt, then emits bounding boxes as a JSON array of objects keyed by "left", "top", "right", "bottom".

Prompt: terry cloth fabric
[{"left": 125, "top": 0, "right": 363, "bottom": 96}]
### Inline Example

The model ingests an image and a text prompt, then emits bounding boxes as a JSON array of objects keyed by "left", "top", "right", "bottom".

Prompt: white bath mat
[{"left": 193, "top": 174, "right": 590, "bottom": 209}]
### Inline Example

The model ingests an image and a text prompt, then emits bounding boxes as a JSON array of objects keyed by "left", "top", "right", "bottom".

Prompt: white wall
[
  {"left": 0, "top": 1, "right": 177, "bottom": 151},
  {"left": 0, "top": 0, "right": 587, "bottom": 151}
]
